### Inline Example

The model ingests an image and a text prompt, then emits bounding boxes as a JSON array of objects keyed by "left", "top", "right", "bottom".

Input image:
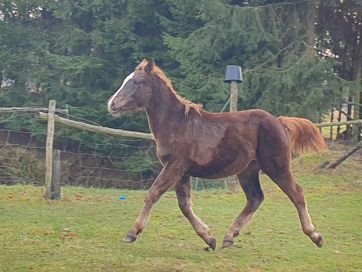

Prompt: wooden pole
[
  {"left": 0, "top": 107, "right": 68, "bottom": 114},
  {"left": 39, "top": 112, "right": 154, "bottom": 140},
  {"left": 193, "top": 177, "right": 199, "bottom": 190},
  {"left": 52, "top": 149, "right": 61, "bottom": 200},
  {"left": 315, "top": 119, "right": 362, "bottom": 128},
  {"left": 336, "top": 103, "right": 342, "bottom": 138},
  {"left": 353, "top": 94, "right": 361, "bottom": 143},
  {"left": 229, "top": 81, "right": 238, "bottom": 112},
  {"left": 44, "top": 100, "right": 56, "bottom": 199},
  {"left": 353, "top": 40, "right": 362, "bottom": 143},
  {"left": 329, "top": 107, "right": 334, "bottom": 139},
  {"left": 323, "top": 141, "right": 362, "bottom": 169},
  {"left": 227, "top": 81, "right": 239, "bottom": 192}
]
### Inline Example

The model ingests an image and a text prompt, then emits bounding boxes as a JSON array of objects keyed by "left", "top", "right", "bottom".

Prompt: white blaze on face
[{"left": 107, "top": 72, "right": 135, "bottom": 112}]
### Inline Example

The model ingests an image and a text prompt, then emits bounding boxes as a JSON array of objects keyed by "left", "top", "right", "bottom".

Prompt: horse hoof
[
  {"left": 222, "top": 239, "right": 234, "bottom": 248},
  {"left": 207, "top": 238, "right": 216, "bottom": 251},
  {"left": 122, "top": 233, "right": 137, "bottom": 243},
  {"left": 315, "top": 235, "right": 324, "bottom": 248}
]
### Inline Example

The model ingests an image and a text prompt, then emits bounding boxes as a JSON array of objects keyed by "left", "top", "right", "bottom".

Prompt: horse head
[{"left": 107, "top": 59, "right": 155, "bottom": 114}]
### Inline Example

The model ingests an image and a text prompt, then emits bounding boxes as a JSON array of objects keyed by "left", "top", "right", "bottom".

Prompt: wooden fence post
[
  {"left": 44, "top": 100, "right": 56, "bottom": 199},
  {"left": 329, "top": 107, "right": 334, "bottom": 139},
  {"left": 52, "top": 149, "right": 61, "bottom": 199},
  {"left": 229, "top": 81, "right": 239, "bottom": 112},
  {"left": 226, "top": 81, "right": 240, "bottom": 192}
]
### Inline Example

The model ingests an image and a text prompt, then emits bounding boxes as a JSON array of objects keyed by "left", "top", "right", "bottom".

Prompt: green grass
[{"left": 0, "top": 149, "right": 361, "bottom": 271}]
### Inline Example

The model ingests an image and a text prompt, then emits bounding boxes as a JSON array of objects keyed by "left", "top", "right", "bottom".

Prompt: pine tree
[
  {"left": 316, "top": 0, "right": 362, "bottom": 119},
  {"left": 163, "top": 0, "right": 354, "bottom": 121}
]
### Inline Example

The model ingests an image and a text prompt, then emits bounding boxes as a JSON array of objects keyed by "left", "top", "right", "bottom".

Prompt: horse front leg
[
  {"left": 123, "top": 161, "right": 186, "bottom": 243},
  {"left": 175, "top": 176, "right": 216, "bottom": 250}
]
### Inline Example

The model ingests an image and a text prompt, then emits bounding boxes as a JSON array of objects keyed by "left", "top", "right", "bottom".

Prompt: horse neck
[{"left": 145, "top": 80, "right": 186, "bottom": 139}]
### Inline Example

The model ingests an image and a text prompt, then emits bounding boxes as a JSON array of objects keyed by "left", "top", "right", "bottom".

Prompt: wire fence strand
[{"left": 0, "top": 111, "right": 226, "bottom": 190}]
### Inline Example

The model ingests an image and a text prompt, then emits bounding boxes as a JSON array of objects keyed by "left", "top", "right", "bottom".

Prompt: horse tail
[{"left": 278, "top": 116, "right": 327, "bottom": 155}]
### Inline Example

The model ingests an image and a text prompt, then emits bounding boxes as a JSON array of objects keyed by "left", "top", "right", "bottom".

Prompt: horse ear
[
  {"left": 136, "top": 59, "right": 147, "bottom": 70},
  {"left": 144, "top": 59, "right": 155, "bottom": 74}
]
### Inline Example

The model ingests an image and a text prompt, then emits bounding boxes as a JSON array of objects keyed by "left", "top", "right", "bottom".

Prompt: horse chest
[{"left": 155, "top": 142, "right": 177, "bottom": 164}]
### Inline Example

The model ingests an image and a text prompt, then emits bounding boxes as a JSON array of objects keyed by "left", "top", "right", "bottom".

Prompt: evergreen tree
[
  {"left": 315, "top": 0, "right": 362, "bottom": 119},
  {"left": 0, "top": 0, "right": 360, "bottom": 181},
  {"left": 163, "top": 0, "right": 354, "bottom": 121}
]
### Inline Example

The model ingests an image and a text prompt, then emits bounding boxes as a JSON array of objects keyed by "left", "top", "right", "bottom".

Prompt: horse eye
[{"left": 133, "top": 80, "right": 141, "bottom": 85}]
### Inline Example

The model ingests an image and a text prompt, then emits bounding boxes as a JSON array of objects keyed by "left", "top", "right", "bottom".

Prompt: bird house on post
[{"left": 224, "top": 65, "right": 243, "bottom": 112}]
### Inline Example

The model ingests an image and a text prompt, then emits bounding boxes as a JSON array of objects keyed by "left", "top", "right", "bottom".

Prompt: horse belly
[
  {"left": 189, "top": 158, "right": 247, "bottom": 179},
  {"left": 189, "top": 149, "right": 255, "bottom": 179}
]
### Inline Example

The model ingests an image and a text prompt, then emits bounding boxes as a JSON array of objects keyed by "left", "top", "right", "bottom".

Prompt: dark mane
[{"left": 139, "top": 61, "right": 202, "bottom": 115}]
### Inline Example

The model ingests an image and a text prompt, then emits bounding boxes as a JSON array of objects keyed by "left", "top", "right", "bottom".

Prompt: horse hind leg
[
  {"left": 222, "top": 162, "right": 264, "bottom": 248},
  {"left": 175, "top": 176, "right": 216, "bottom": 250},
  {"left": 263, "top": 164, "right": 323, "bottom": 247}
]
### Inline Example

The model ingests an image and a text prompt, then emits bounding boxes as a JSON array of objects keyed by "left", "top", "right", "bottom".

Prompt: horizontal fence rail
[
  {"left": 1, "top": 102, "right": 361, "bottom": 200},
  {"left": 39, "top": 112, "right": 154, "bottom": 141},
  {"left": 315, "top": 119, "right": 362, "bottom": 128},
  {"left": 39, "top": 113, "right": 362, "bottom": 139},
  {"left": 0, "top": 107, "right": 68, "bottom": 114}
]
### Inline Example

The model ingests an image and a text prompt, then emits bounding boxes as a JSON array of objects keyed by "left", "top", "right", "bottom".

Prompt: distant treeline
[{"left": 0, "top": 1, "right": 360, "bottom": 174}]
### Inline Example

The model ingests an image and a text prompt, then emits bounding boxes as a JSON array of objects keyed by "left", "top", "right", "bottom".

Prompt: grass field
[{"left": 0, "top": 147, "right": 361, "bottom": 271}]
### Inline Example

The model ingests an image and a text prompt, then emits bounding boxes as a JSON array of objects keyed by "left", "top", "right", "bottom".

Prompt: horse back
[{"left": 161, "top": 109, "right": 288, "bottom": 178}]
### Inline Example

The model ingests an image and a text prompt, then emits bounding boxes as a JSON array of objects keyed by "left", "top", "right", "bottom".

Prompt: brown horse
[{"left": 107, "top": 59, "right": 326, "bottom": 250}]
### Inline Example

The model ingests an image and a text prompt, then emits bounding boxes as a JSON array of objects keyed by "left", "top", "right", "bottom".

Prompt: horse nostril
[{"left": 111, "top": 101, "right": 115, "bottom": 108}]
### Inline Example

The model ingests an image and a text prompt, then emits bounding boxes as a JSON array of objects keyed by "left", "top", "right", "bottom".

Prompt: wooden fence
[
  {"left": 38, "top": 100, "right": 361, "bottom": 200},
  {"left": 38, "top": 111, "right": 154, "bottom": 140},
  {"left": 38, "top": 100, "right": 154, "bottom": 200},
  {"left": 1, "top": 100, "right": 361, "bottom": 199}
]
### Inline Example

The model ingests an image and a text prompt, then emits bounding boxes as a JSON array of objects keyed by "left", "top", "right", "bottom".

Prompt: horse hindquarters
[
  {"left": 259, "top": 164, "right": 324, "bottom": 247},
  {"left": 256, "top": 118, "right": 324, "bottom": 247}
]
